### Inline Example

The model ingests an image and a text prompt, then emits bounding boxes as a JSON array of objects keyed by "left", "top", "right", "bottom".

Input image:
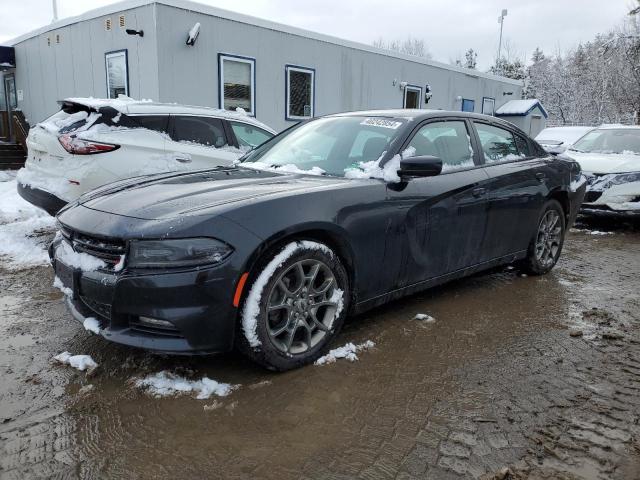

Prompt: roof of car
[
  {"left": 597, "top": 124, "right": 640, "bottom": 130},
  {"left": 62, "top": 96, "right": 276, "bottom": 133}
]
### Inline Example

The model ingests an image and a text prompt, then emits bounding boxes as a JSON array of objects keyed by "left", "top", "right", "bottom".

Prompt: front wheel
[
  {"left": 238, "top": 240, "right": 349, "bottom": 371},
  {"left": 519, "top": 199, "right": 566, "bottom": 275}
]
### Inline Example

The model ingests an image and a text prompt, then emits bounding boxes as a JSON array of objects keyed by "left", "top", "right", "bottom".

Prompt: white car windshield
[
  {"left": 571, "top": 129, "right": 640, "bottom": 155},
  {"left": 240, "top": 116, "right": 406, "bottom": 177}
]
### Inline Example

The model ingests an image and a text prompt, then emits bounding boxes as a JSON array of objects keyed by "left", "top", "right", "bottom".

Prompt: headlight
[
  {"left": 128, "top": 238, "right": 233, "bottom": 268},
  {"left": 610, "top": 172, "right": 640, "bottom": 185}
]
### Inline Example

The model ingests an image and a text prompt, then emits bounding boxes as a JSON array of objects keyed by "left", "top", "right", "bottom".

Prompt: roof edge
[{"left": 4, "top": 0, "right": 523, "bottom": 86}]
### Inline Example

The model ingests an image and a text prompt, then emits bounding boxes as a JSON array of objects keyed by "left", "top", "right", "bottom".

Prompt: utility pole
[
  {"left": 52, "top": 0, "right": 59, "bottom": 22},
  {"left": 497, "top": 9, "right": 508, "bottom": 74}
]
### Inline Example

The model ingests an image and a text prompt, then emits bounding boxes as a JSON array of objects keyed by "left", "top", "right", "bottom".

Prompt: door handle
[
  {"left": 472, "top": 187, "right": 486, "bottom": 198},
  {"left": 175, "top": 157, "right": 192, "bottom": 163},
  {"left": 536, "top": 172, "right": 546, "bottom": 182}
]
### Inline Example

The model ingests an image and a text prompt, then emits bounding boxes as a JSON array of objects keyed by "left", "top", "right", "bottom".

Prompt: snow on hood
[{"left": 562, "top": 150, "right": 640, "bottom": 174}]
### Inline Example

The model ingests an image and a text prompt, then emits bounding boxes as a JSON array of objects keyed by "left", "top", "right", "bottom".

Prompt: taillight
[{"left": 58, "top": 134, "right": 119, "bottom": 155}]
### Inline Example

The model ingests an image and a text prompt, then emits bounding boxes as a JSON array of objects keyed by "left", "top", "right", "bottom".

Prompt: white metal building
[{"left": 1, "top": 0, "right": 524, "bottom": 134}]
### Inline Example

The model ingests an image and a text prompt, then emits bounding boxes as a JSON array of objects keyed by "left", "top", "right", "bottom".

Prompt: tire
[
  {"left": 237, "top": 240, "right": 350, "bottom": 371},
  {"left": 519, "top": 199, "right": 566, "bottom": 275}
]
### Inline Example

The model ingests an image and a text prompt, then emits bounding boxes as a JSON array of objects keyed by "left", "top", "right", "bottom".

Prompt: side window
[
  {"left": 171, "top": 116, "right": 227, "bottom": 148},
  {"left": 474, "top": 123, "right": 520, "bottom": 163},
  {"left": 229, "top": 121, "right": 273, "bottom": 148},
  {"left": 133, "top": 115, "right": 170, "bottom": 134},
  {"left": 514, "top": 134, "right": 532, "bottom": 157},
  {"left": 407, "top": 120, "right": 475, "bottom": 171}
]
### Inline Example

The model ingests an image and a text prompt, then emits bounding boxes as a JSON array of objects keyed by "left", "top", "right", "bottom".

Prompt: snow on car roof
[
  {"left": 597, "top": 124, "right": 640, "bottom": 130},
  {"left": 535, "top": 126, "right": 594, "bottom": 144},
  {"left": 62, "top": 96, "right": 276, "bottom": 133}
]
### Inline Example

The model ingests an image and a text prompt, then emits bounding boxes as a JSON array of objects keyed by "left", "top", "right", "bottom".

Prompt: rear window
[{"left": 39, "top": 104, "right": 140, "bottom": 134}]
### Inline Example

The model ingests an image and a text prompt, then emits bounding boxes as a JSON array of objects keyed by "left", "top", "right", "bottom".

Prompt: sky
[{"left": 0, "top": 0, "right": 634, "bottom": 69}]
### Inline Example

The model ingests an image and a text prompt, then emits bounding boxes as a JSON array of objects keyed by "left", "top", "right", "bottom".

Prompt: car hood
[
  {"left": 78, "top": 167, "right": 349, "bottom": 220},
  {"left": 562, "top": 150, "right": 640, "bottom": 174}
]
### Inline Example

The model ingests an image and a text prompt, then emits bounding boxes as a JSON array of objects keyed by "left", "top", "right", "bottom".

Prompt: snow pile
[
  {"left": 134, "top": 371, "right": 237, "bottom": 400},
  {"left": 314, "top": 340, "right": 375, "bottom": 366},
  {"left": 242, "top": 162, "right": 326, "bottom": 176},
  {"left": 570, "top": 174, "right": 587, "bottom": 192},
  {"left": 53, "top": 276, "right": 73, "bottom": 297},
  {"left": 55, "top": 241, "right": 106, "bottom": 271},
  {"left": 63, "top": 95, "right": 151, "bottom": 112},
  {"left": 241, "top": 240, "right": 338, "bottom": 347},
  {"left": 344, "top": 147, "right": 418, "bottom": 182},
  {"left": 0, "top": 175, "right": 56, "bottom": 269},
  {"left": 53, "top": 352, "right": 98, "bottom": 373},
  {"left": 588, "top": 230, "right": 614, "bottom": 236},
  {"left": 37, "top": 110, "right": 91, "bottom": 133},
  {"left": 414, "top": 313, "right": 436, "bottom": 323},
  {"left": 83, "top": 317, "right": 101, "bottom": 334}
]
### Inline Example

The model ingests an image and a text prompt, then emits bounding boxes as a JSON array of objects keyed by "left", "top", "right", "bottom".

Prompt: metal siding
[{"left": 12, "top": 4, "right": 160, "bottom": 124}]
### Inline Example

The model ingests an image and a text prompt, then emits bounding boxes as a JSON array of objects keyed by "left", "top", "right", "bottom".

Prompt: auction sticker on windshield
[{"left": 360, "top": 118, "right": 403, "bottom": 129}]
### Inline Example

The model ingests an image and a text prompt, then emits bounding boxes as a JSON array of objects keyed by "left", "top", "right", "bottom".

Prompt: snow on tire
[{"left": 239, "top": 240, "right": 349, "bottom": 371}]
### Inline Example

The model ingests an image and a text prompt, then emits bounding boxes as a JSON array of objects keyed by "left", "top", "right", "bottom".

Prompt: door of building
[{"left": 1, "top": 74, "right": 17, "bottom": 141}]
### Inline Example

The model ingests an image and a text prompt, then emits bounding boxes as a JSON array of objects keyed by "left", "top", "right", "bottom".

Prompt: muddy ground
[{"left": 1, "top": 214, "right": 639, "bottom": 480}]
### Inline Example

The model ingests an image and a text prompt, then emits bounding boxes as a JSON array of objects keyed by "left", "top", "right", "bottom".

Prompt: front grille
[
  {"left": 584, "top": 191, "right": 603, "bottom": 203},
  {"left": 59, "top": 224, "right": 126, "bottom": 270},
  {"left": 129, "top": 319, "right": 184, "bottom": 339}
]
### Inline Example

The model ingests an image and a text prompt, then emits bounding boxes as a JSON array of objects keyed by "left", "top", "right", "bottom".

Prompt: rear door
[
  {"left": 388, "top": 118, "right": 491, "bottom": 287},
  {"left": 166, "top": 115, "right": 240, "bottom": 168},
  {"left": 472, "top": 120, "right": 549, "bottom": 260}
]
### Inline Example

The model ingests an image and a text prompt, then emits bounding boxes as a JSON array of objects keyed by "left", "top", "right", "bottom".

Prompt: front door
[{"left": 388, "top": 118, "right": 491, "bottom": 288}]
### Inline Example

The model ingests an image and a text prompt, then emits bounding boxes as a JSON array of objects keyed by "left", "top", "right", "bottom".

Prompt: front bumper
[
  {"left": 52, "top": 243, "right": 239, "bottom": 355},
  {"left": 17, "top": 182, "right": 67, "bottom": 216},
  {"left": 581, "top": 174, "right": 640, "bottom": 213}
]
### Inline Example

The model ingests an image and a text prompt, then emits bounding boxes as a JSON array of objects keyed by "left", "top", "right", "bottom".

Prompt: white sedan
[
  {"left": 535, "top": 126, "right": 594, "bottom": 154},
  {"left": 561, "top": 125, "right": 640, "bottom": 214},
  {"left": 17, "top": 97, "right": 276, "bottom": 215}
]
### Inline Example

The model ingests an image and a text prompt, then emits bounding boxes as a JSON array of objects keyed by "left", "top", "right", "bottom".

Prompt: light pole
[{"left": 497, "top": 9, "right": 508, "bottom": 73}]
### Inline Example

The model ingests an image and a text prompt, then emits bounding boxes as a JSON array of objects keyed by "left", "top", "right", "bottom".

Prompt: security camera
[{"left": 186, "top": 22, "right": 201, "bottom": 46}]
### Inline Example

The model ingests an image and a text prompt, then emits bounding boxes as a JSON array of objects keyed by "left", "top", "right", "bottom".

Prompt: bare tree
[{"left": 373, "top": 36, "right": 432, "bottom": 59}]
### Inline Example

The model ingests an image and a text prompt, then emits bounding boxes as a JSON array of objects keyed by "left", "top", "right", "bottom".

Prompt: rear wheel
[
  {"left": 238, "top": 241, "right": 349, "bottom": 371},
  {"left": 520, "top": 199, "right": 566, "bottom": 275}
]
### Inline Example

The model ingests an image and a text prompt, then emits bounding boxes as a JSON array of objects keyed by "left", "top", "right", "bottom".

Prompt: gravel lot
[{"left": 0, "top": 214, "right": 639, "bottom": 480}]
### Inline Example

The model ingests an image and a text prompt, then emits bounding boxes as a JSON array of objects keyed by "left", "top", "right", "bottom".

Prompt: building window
[
  {"left": 219, "top": 54, "right": 255, "bottom": 116},
  {"left": 105, "top": 50, "right": 128, "bottom": 99},
  {"left": 482, "top": 97, "right": 495, "bottom": 116},
  {"left": 286, "top": 65, "right": 315, "bottom": 120},
  {"left": 461, "top": 98, "right": 475, "bottom": 112},
  {"left": 403, "top": 85, "right": 422, "bottom": 109}
]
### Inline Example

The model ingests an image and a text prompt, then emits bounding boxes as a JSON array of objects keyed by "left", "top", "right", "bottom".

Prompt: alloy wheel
[
  {"left": 534, "top": 210, "right": 562, "bottom": 268},
  {"left": 266, "top": 259, "right": 340, "bottom": 355}
]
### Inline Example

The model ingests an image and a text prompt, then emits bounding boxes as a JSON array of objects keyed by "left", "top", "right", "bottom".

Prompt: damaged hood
[
  {"left": 562, "top": 150, "right": 640, "bottom": 174},
  {"left": 77, "top": 167, "right": 347, "bottom": 220}
]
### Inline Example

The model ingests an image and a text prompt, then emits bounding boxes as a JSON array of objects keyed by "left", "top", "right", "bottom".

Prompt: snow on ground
[
  {"left": 314, "top": 340, "right": 375, "bottom": 366},
  {"left": 53, "top": 352, "right": 98, "bottom": 373},
  {"left": 414, "top": 313, "right": 436, "bottom": 323},
  {"left": 134, "top": 371, "right": 237, "bottom": 400},
  {"left": 0, "top": 174, "right": 56, "bottom": 269}
]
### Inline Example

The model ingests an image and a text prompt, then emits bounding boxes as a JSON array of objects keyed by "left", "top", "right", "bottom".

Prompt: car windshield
[
  {"left": 571, "top": 128, "right": 640, "bottom": 155},
  {"left": 240, "top": 116, "right": 407, "bottom": 177}
]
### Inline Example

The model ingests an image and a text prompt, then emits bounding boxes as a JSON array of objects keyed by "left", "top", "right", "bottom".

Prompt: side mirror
[{"left": 398, "top": 155, "right": 443, "bottom": 178}]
